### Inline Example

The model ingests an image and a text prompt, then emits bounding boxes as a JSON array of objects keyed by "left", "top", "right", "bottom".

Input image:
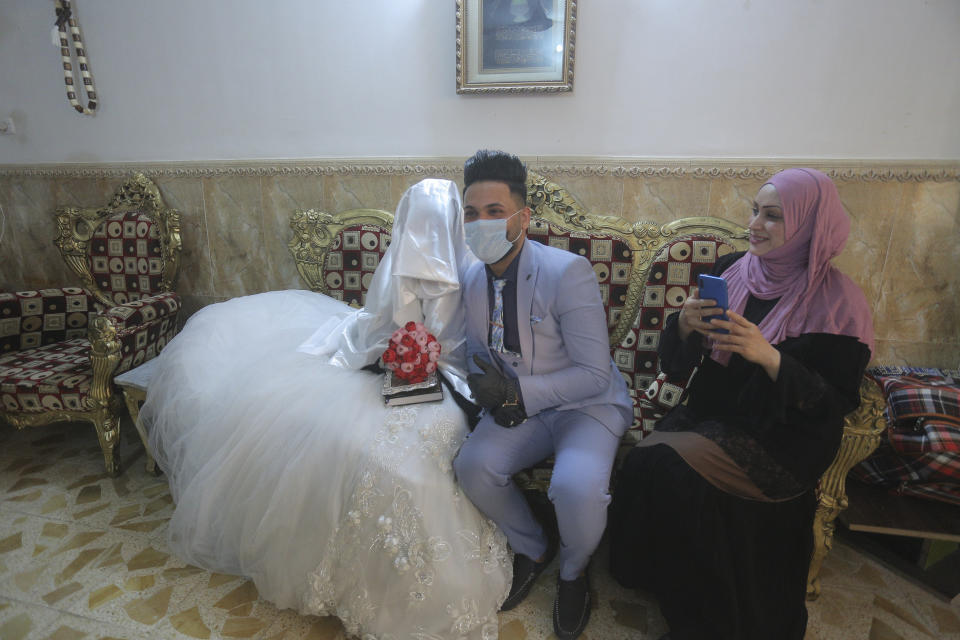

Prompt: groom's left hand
[
  {"left": 491, "top": 404, "right": 526, "bottom": 428},
  {"left": 467, "top": 355, "right": 512, "bottom": 408},
  {"left": 468, "top": 355, "right": 527, "bottom": 427}
]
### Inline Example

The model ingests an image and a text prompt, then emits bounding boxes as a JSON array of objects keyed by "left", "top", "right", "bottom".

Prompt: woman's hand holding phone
[{"left": 678, "top": 287, "right": 727, "bottom": 339}]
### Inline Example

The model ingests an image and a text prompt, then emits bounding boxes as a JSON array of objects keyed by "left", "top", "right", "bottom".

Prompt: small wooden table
[
  {"left": 113, "top": 358, "right": 160, "bottom": 475},
  {"left": 841, "top": 482, "right": 960, "bottom": 544},
  {"left": 839, "top": 481, "right": 960, "bottom": 598}
]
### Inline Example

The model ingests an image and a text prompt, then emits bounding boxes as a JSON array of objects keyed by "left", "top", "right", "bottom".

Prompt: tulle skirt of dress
[{"left": 141, "top": 290, "right": 510, "bottom": 640}]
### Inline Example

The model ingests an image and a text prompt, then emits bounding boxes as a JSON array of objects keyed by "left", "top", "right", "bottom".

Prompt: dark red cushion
[
  {"left": 322, "top": 224, "right": 392, "bottom": 307},
  {"left": 0, "top": 338, "right": 92, "bottom": 413},
  {"left": 86, "top": 210, "right": 166, "bottom": 304}
]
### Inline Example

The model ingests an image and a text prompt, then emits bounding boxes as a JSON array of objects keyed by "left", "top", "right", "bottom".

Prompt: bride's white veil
[{"left": 298, "top": 178, "right": 476, "bottom": 395}]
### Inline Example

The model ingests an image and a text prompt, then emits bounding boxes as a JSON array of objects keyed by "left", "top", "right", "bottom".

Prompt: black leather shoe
[
  {"left": 553, "top": 573, "right": 591, "bottom": 640},
  {"left": 500, "top": 542, "right": 557, "bottom": 611}
]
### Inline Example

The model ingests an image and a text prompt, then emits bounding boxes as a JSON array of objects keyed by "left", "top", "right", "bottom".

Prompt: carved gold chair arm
[
  {"left": 806, "top": 375, "right": 887, "bottom": 599},
  {"left": 288, "top": 208, "right": 394, "bottom": 294}
]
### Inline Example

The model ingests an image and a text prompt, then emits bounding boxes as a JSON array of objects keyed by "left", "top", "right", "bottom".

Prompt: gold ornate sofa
[
  {"left": 288, "top": 172, "right": 886, "bottom": 599},
  {"left": 0, "top": 174, "right": 182, "bottom": 476}
]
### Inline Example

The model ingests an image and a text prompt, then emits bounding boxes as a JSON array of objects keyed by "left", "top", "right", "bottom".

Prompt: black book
[{"left": 382, "top": 370, "right": 443, "bottom": 406}]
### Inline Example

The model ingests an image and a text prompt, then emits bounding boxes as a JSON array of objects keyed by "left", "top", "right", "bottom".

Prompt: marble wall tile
[
  {"left": 202, "top": 176, "right": 270, "bottom": 298},
  {"left": 260, "top": 175, "right": 327, "bottom": 292},
  {"left": 872, "top": 339, "right": 960, "bottom": 369},
  {"left": 535, "top": 172, "right": 624, "bottom": 219},
  {"left": 873, "top": 181, "right": 960, "bottom": 346},
  {"left": 704, "top": 179, "right": 767, "bottom": 225},
  {"left": 324, "top": 175, "right": 394, "bottom": 213},
  {"left": 622, "top": 176, "right": 713, "bottom": 225},
  {"left": 50, "top": 178, "right": 122, "bottom": 209},
  {"left": 153, "top": 177, "right": 213, "bottom": 298},
  {"left": 390, "top": 171, "right": 463, "bottom": 208},
  {"left": 0, "top": 177, "right": 73, "bottom": 291},
  {"left": 0, "top": 178, "right": 23, "bottom": 290},
  {"left": 833, "top": 181, "right": 905, "bottom": 313}
]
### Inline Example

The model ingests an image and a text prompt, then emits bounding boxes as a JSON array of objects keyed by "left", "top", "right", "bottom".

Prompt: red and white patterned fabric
[
  {"left": 616, "top": 236, "right": 737, "bottom": 433},
  {"left": 87, "top": 210, "right": 167, "bottom": 304},
  {"left": 109, "top": 292, "right": 182, "bottom": 375},
  {"left": 322, "top": 224, "right": 392, "bottom": 307},
  {"left": 875, "top": 372, "right": 960, "bottom": 425},
  {"left": 103, "top": 291, "right": 180, "bottom": 330},
  {"left": 853, "top": 368, "right": 960, "bottom": 506},
  {"left": 0, "top": 338, "right": 92, "bottom": 413},
  {"left": 527, "top": 220, "right": 634, "bottom": 334},
  {"left": 0, "top": 288, "right": 95, "bottom": 354},
  {"left": 1, "top": 206, "right": 182, "bottom": 421},
  {"left": 887, "top": 419, "right": 960, "bottom": 456},
  {"left": 0, "top": 291, "right": 182, "bottom": 413}
]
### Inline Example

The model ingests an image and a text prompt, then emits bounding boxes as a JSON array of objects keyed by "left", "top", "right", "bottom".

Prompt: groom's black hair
[{"left": 463, "top": 150, "right": 527, "bottom": 207}]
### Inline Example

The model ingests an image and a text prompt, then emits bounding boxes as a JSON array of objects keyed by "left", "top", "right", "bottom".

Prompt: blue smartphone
[{"left": 697, "top": 274, "right": 729, "bottom": 333}]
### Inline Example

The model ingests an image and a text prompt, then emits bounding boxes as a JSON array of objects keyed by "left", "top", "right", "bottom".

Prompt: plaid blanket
[
  {"left": 854, "top": 367, "right": 960, "bottom": 507},
  {"left": 887, "top": 419, "right": 960, "bottom": 456},
  {"left": 872, "top": 372, "right": 960, "bottom": 426},
  {"left": 854, "top": 440, "right": 960, "bottom": 486}
]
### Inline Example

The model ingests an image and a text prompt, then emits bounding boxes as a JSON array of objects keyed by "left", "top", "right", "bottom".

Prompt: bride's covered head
[{"left": 390, "top": 178, "right": 474, "bottom": 288}]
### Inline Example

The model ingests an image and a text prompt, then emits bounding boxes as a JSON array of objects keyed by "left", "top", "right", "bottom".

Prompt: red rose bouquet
[{"left": 381, "top": 321, "right": 441, "bottom": 384}]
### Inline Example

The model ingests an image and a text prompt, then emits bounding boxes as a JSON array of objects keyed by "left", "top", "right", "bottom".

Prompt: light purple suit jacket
[{"left": 464, "top": 239, "right": 633, "bottom": 437}]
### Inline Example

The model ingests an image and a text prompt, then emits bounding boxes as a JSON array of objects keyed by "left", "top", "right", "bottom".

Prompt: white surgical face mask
[{"left": 464, "top": 209, "right": 523, "bottom": 264}]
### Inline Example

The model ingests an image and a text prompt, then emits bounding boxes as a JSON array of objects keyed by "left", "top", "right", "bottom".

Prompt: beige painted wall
[{"left": 1, "top": 158, "right": 958, "bottom": 368}]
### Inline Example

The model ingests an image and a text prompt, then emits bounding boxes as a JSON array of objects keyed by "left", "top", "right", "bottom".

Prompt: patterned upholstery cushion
[
  {"left": 103, "top": 291, "right": 181, "bottom": 329},
  {"left": 0, "top": 288, "right": 95, "bottom": 354},
  {"left": 615, "top": 235, "right": 737, "bottom": 434},
  {"left": 0, "top": 338, "right": 92, "bottom": 413},
  {"left": 527, "top": 219, "right": 634, "bottom": 334},
  {"left": 322, "top": 224, "right": 392, "bottom": 307},
  {"left": 115, "top": 314, "right": 180, "bottom": 376},
  {"left": 87, "top": 210, "right": 166, "bottom": 304}
]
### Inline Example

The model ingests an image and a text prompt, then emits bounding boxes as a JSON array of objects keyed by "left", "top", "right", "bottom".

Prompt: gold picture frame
[{"left": 456, "top": 0, "right": 576, "bottom": 94}]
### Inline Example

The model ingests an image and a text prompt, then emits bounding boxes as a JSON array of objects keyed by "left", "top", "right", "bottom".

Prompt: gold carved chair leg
[
  {"left": 806, "top": 376, "right": 886, "bottom": 599},
  {"left": 89, "top": 409, "right": 122, "bottom": 477},
  {"left": 88, "top": 315, "right": 123, "bottom": 476}
]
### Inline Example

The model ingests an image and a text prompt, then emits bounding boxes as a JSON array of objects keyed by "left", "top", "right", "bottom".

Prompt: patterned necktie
[{"left": 490, "top": 278, "right": 507, "bottom": 353}]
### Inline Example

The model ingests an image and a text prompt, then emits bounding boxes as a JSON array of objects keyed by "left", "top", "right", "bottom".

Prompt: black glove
[
  {"left": 491, "top": 403, "right": 526, "bottom": 428},
  {"left": 467, "top": 355, "right": 526, "bottom": 427},
  {"left": 467, "top": 355, "right": 513, "bottom": 408}
]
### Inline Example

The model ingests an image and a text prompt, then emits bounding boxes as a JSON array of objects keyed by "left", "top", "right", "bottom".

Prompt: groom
[{"left": 453, "top": 150, "right": 632, "bottom": 640}]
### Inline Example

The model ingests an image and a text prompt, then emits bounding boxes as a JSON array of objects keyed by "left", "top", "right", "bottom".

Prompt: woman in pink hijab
[{"left": 609, "top": 169, "right": 873, "bottom": 640}]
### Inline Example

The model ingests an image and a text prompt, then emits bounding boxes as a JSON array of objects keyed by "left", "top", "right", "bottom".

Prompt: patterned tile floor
[{"left": 0, "top": 420, "right": 958, "bottom": 640}]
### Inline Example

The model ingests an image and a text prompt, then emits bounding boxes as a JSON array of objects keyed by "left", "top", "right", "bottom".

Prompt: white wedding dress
[{"left": 142, "top": 180, "right": 510, "bottom": 640}]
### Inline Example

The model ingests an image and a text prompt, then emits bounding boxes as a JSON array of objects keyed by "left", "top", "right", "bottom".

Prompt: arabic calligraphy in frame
[{"left": 456, "top": 0, "right": 576, "bottom": 94}]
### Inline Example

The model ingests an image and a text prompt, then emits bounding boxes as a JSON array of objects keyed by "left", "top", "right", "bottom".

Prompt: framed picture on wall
[{"left": 456, "top": 0, "right": 576, "bottom": 94}]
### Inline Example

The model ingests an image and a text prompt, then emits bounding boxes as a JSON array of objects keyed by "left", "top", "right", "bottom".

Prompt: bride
[{"left": 141, "top": 179, "right": 510, "bottom": 639}]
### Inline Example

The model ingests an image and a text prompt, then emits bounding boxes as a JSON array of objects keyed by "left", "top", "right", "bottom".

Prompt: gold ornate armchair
[
  {"left": 286, "top": 172, "right": 885, "bottom": 597},
  {"left": 0, "top": 174, "right": 182, "bottom": 476}
]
